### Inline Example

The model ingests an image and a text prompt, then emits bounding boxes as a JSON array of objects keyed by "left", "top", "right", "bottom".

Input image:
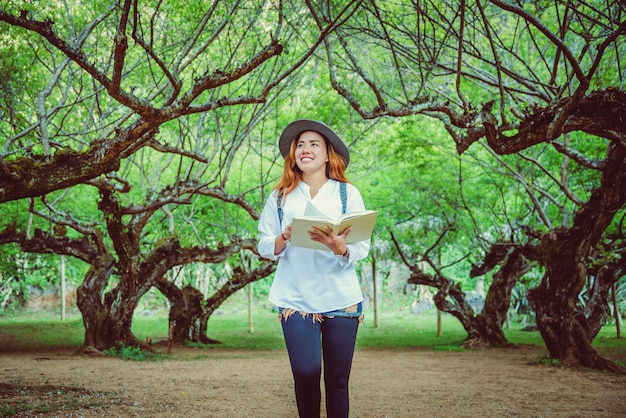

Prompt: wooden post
[
  {"left": 612, "top": 283, "right": 622, "bottom": 339},
  {"left": 167, "top": 320, "right": 175, "bottom": 354},
  {"left": 437, "top": 310, "right": 442, "bottom": 337},
  {"left": 372, "top": 250, "right": 379, "bottom": 328},
  {"left": 60, "top": 255, "right": 66, "bottom": 321},
  {"left": 240, "top": 250, "right": 254, "bottom": 333},
  {"left": 248, "top": 282, "right": 254, "bottom": 333},
  {"left": 436, "top": 252, "right": 442, "bottom": 336}
]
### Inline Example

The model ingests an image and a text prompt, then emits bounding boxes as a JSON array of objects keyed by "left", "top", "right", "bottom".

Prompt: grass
[
  {"left": 0, "top": 315, "right": 85, "bottom": 350},
  {"left": 1, "top": 302, "right": 624, "bottom": 359},
  {"left": 102, "top": 343, "right": 168, "bottom": 361},
  {"left": 133, "top": 306, "right": 508, "bottom": 351}
]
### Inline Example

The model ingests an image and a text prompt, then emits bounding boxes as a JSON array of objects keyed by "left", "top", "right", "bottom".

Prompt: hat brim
[{"left": 279, "top": 119, "right": 350, "bottom": 166}]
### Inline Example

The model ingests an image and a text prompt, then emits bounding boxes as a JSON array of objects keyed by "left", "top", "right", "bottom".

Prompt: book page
[
  {"left": 337, "top": 211, "right": 378, "bottom": 243},
  {"left": 303, "top": 201, "right": 328, "bottom": 218},
  {"left": 338, "top": 210, "right": 376, "bottom": 222},
  {"left": 290, "top": 207, "right": 378, "bottom": 251}
]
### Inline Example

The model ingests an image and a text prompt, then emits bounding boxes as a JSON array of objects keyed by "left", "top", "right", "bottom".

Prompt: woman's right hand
[
  {"left": 275, "top": 224, "right": 292, "bottom": 255},
  {"left": 282, "top": 224, "right": 292, "bottom": 242}
]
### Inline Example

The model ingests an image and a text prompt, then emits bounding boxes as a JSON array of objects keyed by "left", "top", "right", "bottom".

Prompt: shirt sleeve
[{"left": 257, "top": 192, "right": 283, "bottom": 260}]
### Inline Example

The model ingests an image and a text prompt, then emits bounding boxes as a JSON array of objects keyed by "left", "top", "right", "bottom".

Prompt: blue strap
[{"left": 277, "top": 192, "right": 284, "bottom": 229}]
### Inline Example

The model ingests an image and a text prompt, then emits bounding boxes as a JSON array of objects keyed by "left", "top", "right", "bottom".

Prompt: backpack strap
[
  {"left": 276, "top": 191, "right": 284, "bottom": 229},
  {"left": 340, "top": 182, "right": 347, "bottom": 214}
]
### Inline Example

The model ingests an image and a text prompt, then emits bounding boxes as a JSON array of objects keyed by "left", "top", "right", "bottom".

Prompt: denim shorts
[
  {"left": 320, "top": 302, "right": 363, "bottom": 318},
  {"left": 277, "top": 302, "right": 363, "bottom": 322}
]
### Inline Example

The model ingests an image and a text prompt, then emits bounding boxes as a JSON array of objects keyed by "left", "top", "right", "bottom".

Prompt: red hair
[{"left": 274, "top": 135, "right": 350, "bottom": 198}]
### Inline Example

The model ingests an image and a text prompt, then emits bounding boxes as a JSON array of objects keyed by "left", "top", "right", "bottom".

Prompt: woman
[{"left": 257, "top": 119, "right": 371, "bottom": 418}]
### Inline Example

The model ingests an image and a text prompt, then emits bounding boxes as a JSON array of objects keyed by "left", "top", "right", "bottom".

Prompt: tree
[
  {"left": 0, "top": 0, "right": 363, "bottom": 350},
  {"left": 317, "top": 0, "right": 626, "bottom": 372},
  {"left": 0, "top": 0, "right": 361, "bottom": 202}
]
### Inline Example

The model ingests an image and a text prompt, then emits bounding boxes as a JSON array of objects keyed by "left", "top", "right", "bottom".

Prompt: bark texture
[{"left": 528, "top": 143, "right": 626, "bottom": 374}]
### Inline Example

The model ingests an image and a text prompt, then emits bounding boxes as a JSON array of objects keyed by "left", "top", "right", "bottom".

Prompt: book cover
[{"left": 290, "top": 201, "right": 378, "bottom": 251}]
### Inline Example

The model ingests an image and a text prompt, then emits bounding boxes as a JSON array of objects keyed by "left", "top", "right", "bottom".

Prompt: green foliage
[
  {"left": 0, "top": 19, "right": 43, "bottom": 141},
  {"left": 534, "top": 357, "right": 563, "bottom": 368},
  {"left": 0, "top": 244, "right": 23, "bottom": 306},
  {"left": 356, "top": 116, "right": 511, "bottom": 288},
  {"left": 102, "top": 343, "right": 166, "bottom": 361}
]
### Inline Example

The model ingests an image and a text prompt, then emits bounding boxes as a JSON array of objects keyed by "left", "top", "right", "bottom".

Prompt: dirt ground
[{"left": 1, "top": 343, "right": 626, "bottom": 418}]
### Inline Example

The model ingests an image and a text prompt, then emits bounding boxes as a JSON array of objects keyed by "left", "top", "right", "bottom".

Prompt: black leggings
[{"left": 281, "top": 313, "right": 359, "bottom": 418}]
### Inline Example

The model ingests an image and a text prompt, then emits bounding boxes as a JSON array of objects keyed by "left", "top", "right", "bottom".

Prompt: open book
[{"left": 290, "top": 201, "right": 378, "bottom": 251}]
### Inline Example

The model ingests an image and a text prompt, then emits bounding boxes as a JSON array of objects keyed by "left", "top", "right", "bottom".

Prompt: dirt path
[{"left": 1, "top": 345, "right": 625, "bottom": 417}]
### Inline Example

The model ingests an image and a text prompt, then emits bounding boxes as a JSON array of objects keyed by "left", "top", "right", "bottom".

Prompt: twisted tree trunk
[
  {"left": 77, "top": 259, "right": 152, "bottom": 351},
  {"left": 467, "top": 247, "right": 532, "bottom": 347},
  {"left": 154, "top": 279, "right": 213, "bottom": 345},
  {"left": 528, "top": 143, "right": 626, "bottom": 374}
]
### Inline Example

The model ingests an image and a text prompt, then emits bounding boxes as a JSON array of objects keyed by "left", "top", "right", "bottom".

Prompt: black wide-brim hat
[{"left": 279, "top": 119, "right": 350, "bottom": 167}]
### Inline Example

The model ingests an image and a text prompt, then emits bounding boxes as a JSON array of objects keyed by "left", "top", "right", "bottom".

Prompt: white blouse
[{"left": 257, "top": 179, "right": 370, "bottom": 313}]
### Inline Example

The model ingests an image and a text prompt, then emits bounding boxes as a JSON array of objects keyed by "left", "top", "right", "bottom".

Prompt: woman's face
[{"left": 294, "top": 131, "right": 329, "bottom": 175}]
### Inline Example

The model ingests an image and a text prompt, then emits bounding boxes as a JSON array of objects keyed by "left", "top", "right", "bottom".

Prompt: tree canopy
[{"left": 0, "top": 1, "right": 625, "bottom": 373}]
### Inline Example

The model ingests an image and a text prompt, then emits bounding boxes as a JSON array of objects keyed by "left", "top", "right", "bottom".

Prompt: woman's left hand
[{"left": 309, "top": 225, "right": 351, "bottom": 255}]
